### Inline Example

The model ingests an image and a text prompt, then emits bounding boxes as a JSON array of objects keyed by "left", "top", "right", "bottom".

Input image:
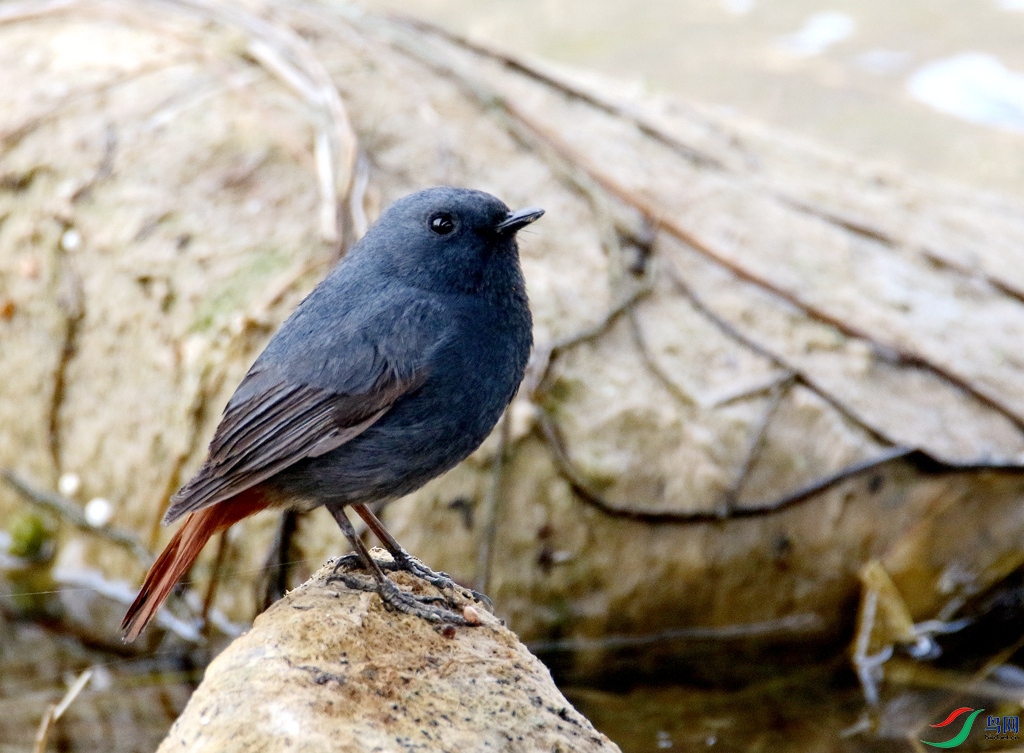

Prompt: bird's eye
[{"left": 429, "top": 213, "right": 456, "bottom": 235}]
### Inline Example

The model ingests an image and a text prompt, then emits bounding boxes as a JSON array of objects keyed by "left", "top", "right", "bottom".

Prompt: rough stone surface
[{"left": 157, "top": 556, "right": 621, "bottom": 753}]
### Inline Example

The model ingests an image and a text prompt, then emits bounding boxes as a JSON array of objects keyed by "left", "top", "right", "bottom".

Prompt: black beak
[{"left": 494, "top": 207, "right": 545, "bottom": 235}]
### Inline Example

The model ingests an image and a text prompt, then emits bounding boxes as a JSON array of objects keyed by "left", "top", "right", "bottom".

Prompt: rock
[{"left": 157, "top": 555, "right": 621, "bottom": 753}]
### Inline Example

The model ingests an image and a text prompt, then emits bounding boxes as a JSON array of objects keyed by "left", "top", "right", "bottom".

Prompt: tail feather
[{"left": 121, "top": 490, "right": 268, "bottom": 642}]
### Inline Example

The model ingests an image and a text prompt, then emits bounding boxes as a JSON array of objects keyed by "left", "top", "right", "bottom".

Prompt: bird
[{"left": 121, "top": 187, "right": 543, "bottom": 642}]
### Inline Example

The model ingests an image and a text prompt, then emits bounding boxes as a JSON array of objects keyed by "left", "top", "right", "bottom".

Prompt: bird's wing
[
  {"left": 162, "top": 289, "right": 457, "bottom": 523},
  {"left": 163, "top": 364, "right": 424, "bottom": 523}
]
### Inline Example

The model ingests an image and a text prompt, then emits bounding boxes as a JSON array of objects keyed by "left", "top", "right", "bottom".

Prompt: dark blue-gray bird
[{"left": 122, "top": 187, "right": 542, "bottom": 641}]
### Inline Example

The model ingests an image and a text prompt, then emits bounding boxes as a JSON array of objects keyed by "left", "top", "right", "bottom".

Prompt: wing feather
[{"left": 163, "top": 368, "right": 420, "bottom": 523}]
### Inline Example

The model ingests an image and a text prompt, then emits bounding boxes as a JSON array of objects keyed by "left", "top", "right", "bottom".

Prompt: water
[{"left": 5, "top": 611, "right": 1022, "bottom": 753}]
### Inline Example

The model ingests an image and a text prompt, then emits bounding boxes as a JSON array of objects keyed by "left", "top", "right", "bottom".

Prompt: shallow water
[
  {"left": 568, "top": 666, "right": 1024, "bottom": 752},
  {"left": 4, "top": 610, "right": 1022, "bottom": 753}
]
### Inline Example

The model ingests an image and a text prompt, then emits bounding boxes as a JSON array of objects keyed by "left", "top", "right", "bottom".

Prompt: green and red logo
[{"left": 921, "top": 708, "right": 985, "bottom": 748}]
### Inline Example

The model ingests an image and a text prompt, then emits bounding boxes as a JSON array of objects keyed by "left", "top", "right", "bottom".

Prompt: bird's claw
[
  {"left": 331, "top": 553, "right": 365, "bottom": 574},
  {"left": 335, "top": 551, "right": 492, "bottom": 611},
  {"left": 390, "top": 552, "right": 494, "bottom": 610},
  {"left": 326, "top": 571, "right": 468, "bottom": 624}
]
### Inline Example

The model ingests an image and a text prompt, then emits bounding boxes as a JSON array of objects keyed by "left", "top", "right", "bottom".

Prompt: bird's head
[{"left": 351, "top": 187, "right": 543, "bottom": 298}]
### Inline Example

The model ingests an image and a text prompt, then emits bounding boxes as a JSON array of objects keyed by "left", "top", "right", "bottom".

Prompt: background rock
[{"left": 0, "top": 0, "right": 1022, "bottom": 681}]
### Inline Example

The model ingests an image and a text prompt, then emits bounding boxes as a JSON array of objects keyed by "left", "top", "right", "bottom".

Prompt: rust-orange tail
[{"left": 121, "top": 491, "right": 268, "bottom": 642}]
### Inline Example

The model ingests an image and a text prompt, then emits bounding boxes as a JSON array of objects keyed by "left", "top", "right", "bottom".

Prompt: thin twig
[
  {"left": 475, "top": 409, "right": 511, "bottom": 594},
  {"left": 851, "top": 586, "right": 887, "bottom": 706},
  {"left": 720, "top": 374, "right": 797, "bottom": 516},
  {"left": 32, "top": 668, "right": 93, "bottom": 753},
  {"left": 775, "top": 194, "right": 897, "bottom": 246},
  {"left": 2, "top": 470, "right": 151, "bottom": 563},
  {"left": 32, "top": 705, "right": 55, "bottom": 753},
  {"left": 389, "top": 13, "right": 726, "bottom": 171},
  {"left": 536, "top": 413, "right": 923, "bottom": 523},
  {"left": 47, "top": 252, "right": 84, "bottom": 478},
  {"left": 624, "top": 307, "right": 697, "bottom": 407},
  {"left": 200, "top": 530, "right": 230, "bottom": 636},
  {"left": 260, "top": 509, "right": 301, "bottom": 610},
  {"left": 53, "top": 668, "right": 93, "bottom": 718},
  {"left": 70, "top": 123, "right": 118, "bottom": 203},
  {"left": 920, "top": 247, "right": 1024, "bottom": 307},
  {"left": 345, "top": 150, "right": 371, "bottom": 250},
  {"left": 151, "top": 0, "right": 359, "bottom": 242},
  {"left": 704, "top": 372, "right": 797, "bottom": 409},
  {"left": 772, "top": 192, "right": 1024, "bottom": 308},
  {"left": 524, "top": 286, "right": 652, "bottom": 400},
  {"left": 527, "top": 612, "right": 824, "bottom": 653}
]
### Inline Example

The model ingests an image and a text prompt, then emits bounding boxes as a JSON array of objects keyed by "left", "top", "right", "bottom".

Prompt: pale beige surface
[{"left": 157, "top": 557, "right": 620, "bottom": 753}]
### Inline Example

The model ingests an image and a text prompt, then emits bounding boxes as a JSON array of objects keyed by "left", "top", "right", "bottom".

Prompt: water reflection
[
  {"left": 4, "top": 613, "right": 1024, "bottom": 751},
  {"left": 569, "top": 661, "right": 1024, "bottom": 753}
]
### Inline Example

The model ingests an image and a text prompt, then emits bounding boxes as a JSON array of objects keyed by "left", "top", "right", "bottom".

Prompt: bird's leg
[
  {"left": 350, "top": 502, "right": 455, "bottom": 586},
  {"left": 328, "top": 506, "right": 444, "bottom": 608},
  {"left": 352, "top": 503, "right": 493, "bottom": 610},
  {"left": 325, "top": 505, "right": 467, "bottom": 625}
]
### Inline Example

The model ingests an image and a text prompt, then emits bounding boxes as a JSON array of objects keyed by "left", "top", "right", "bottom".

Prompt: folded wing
[{"left": 164, "top": 361, "right": 425, "bottom": 523}]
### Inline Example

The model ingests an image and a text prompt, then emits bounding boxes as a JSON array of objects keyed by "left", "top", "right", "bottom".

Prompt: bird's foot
[
  {"left": 387, "top": 551, "right": 494, "bottom": 610},
  {"left": 326, "top": 570, "right": 468, "bottom": 624},
  {"left": 331, "top": 551, "right": 492, "bottom": 610}
]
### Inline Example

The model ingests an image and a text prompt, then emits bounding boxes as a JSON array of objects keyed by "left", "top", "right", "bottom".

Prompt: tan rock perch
[{"left": 157, "top": 554, "right": 620, "bottom": 753}]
